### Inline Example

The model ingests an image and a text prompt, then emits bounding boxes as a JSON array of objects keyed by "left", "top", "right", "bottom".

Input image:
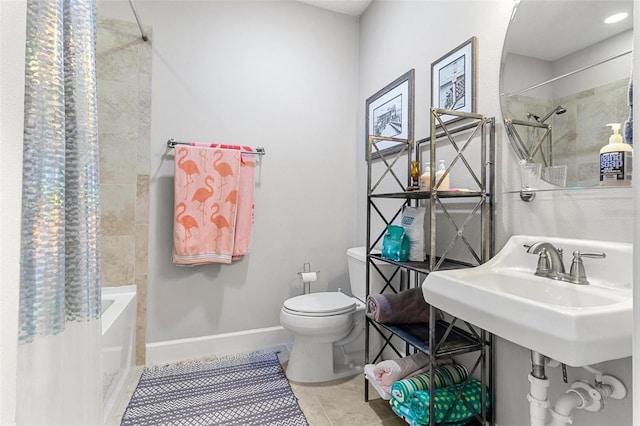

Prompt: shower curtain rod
[
  {"left": 167, "top": 139, "right": 266, "bottom": 155},
  {"left": 128, "top": 0, "right": 148, "bottom": 42}
]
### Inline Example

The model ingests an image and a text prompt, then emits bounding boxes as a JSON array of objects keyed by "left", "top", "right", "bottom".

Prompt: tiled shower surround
[
  {"left": 97, "top": 18, "right": 151, "bottom": 365},
  {"left": 502, "top": 78, "right": 630, "bottom": 187}
]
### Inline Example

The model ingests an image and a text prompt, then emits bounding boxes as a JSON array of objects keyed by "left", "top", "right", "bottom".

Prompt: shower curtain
[{"left": 17, "top": 0, "right": 102, "bottom": 424}]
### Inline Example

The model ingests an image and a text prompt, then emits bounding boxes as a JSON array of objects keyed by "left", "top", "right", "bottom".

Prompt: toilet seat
[{"left": 283, "top": 292, "right": 356, "bottom": 317}]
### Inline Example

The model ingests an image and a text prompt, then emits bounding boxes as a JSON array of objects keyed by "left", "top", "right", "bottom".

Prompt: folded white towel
[
  {"left": 372, "top": 352, "right": 430, "bottom": 388},
  {"left": 363, "top": 364, "right": 391, "bottom": 400}
]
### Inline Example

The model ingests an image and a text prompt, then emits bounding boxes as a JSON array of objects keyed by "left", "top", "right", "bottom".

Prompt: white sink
[{"left": 423, "top": 235, "right": 632, "bottom": 366}]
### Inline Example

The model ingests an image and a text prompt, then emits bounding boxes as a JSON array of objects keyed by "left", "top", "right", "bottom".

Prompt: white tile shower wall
[
  {"left": 504, "top": 78, "right": 630, "bottom": 187},
  {"left": 97, "top": 18, "right": 151, "bottom": 365}
]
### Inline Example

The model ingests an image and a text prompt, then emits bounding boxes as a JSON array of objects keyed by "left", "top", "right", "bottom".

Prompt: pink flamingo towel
[
  {"left": 232, "top": 152, "right": 255, "bottom": 259},
  {"left": 173, "top": 145, "right": 242, "bottom": 265}
]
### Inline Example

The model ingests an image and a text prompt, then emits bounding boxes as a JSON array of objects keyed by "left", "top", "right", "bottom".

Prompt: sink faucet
[
  {"left": 525, "top": 242, "right": 606, "bottom": 285},
  {"left": 526, "top": 242, "right": 566, "bottom": 280}
]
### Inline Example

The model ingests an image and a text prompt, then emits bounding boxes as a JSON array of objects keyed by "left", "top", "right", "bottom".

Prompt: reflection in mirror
[{"left": 500, "top": 0, "right": 633, "bottom": 188}]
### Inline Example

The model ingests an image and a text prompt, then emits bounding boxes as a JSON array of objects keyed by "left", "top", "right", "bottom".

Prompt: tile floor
[
  {"left": 287, "top": 374, "right": 406, "bottom": 426},
  {"left": 106, "top": 347, "right": 406, "bottom": 426}
]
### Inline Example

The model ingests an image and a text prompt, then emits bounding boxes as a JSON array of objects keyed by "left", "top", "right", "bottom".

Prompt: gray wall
[
  {"left": 358, "top": 1, "right": 633, "bottom": 425},
  {"left": 97, "top": 0, "right": 360, "bottom": 343},
  {"left": 2, "top": 0, "right": 636, "bottom": 424}
]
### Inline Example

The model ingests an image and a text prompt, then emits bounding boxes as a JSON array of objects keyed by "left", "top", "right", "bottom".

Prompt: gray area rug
[{"left": 121, "top": 349, "right": 308, "bottom": 426}]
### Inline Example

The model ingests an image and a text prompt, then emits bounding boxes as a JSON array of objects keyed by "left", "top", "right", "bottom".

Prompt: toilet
[{"left": 280, "top": 246, "right": 394, "bottom": 383}]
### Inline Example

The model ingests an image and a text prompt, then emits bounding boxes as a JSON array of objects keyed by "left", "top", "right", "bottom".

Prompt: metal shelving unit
[{"left": 364, "top": 108, "right": 495, "bottom": 425}]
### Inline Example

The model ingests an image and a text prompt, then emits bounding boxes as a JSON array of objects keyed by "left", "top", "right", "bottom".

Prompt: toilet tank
[{"left": 347, "top": 247, "right": 398, "bottom": 301}]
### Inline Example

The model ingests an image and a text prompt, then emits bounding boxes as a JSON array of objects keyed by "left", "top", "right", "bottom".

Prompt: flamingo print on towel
[
  {"left": 224, "top": 189, "right": 238, "bottom": 215},
  {"left": 213, "top": 150, "right": 235, "bottom": 192},
  {"left": 199, "top": 149, "right": 209, "bottom": 173},
  {"left": 173, "top": 145, "right": 241, "bottom": 265},
  {"left": 191, "top": 175, "right": 215, "bottom": 225},
  {"left": 210, "top": 203, "right": 231, "bottom": 240},
  {"left": 175, "top": 202, "right": 199, "bottom": 252},
  {"left": 177, "top": 147, "right": 200, "bottom": 200}
]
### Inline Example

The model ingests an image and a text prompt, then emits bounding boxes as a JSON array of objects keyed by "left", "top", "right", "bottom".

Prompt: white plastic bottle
[
  {"left": 435, "top": 159, "right": 450, "bottom": 190},
  {"left": 420, "top": 162, "right": 431, "bottom": 190},
  {"left": 600, "top": 123, "right": 633, "bottom": 186}
]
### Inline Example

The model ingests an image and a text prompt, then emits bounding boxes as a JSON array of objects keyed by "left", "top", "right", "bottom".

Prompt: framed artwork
[
  {"left": 365, "top": 69, "right": 414, "bottom": 160},
  {"left": 431, "top": 37, "right": 476, "bottom": 124}
]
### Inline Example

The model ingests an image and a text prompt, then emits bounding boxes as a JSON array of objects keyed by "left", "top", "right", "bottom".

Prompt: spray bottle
[{"left": 600, "top": 123, "right": 632, "bottom": 186}]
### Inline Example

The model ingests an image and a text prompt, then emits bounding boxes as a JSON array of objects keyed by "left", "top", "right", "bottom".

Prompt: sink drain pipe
[
  {"left": 547, "top": 385, "right": 590, "bottom": 426},
  {"left": 527, "top": 351, "right": 550, "bottom": 426},
  {"left": 527, "top": 351, "right": 627, "bottom": 426}
]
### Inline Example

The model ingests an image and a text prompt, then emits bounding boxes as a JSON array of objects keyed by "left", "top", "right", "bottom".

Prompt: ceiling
[
  {"left": 296, "top": 0, "right": 372, "bottom": 16},
  {"left": 507, "top": 0, "right": 633, "bottom": 62},
  {"left": 297, "top": 0, "right": 632, "bottom": 61},
  {"left": 295, "top": 1, "right": 632, "bottom": 62}
]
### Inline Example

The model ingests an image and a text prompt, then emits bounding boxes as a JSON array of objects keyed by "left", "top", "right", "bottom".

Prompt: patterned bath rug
[{"left": 121, "top": 349, "right": 309, "bottom": 426}]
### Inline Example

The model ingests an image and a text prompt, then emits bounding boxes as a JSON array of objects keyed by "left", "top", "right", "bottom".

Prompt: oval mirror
[{"left": 500, "top": 0, "right": 633, "bottom": 188}]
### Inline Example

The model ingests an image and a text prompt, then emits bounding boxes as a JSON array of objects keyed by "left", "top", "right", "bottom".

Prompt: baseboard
[{"left": 145, "top": 326, "right": 293, "bottom": 365}]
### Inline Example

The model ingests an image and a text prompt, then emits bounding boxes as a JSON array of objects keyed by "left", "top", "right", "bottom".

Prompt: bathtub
[{"left": 102, "top": 285, "right": 136, "bottom": 423}]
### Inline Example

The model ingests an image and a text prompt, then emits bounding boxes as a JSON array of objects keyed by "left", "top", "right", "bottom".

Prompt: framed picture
[
  {"left": 431, "top": 37, "right": 476, "bottom": 124},
  {"left": 365, "top": 69, "right": 414, "bottom": 161}
]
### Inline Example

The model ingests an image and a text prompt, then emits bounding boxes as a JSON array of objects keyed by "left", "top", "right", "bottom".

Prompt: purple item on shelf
[{"left": 365, "top": 287, "right": 431, "bottom": 325}]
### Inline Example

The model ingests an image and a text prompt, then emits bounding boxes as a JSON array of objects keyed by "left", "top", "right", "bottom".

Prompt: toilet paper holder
[{"left": 298, "top": 262, "right": 320, "bottom": 294}]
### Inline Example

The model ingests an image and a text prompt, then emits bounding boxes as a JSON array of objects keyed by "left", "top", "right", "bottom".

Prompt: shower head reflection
[{"left": 527, "top": 105, "right": 566, "bottom": 123}]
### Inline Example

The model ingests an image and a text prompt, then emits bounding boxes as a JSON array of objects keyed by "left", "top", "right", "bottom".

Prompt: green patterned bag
[{"left": 382, "top": 224, "right": 410, "bottom": 262}]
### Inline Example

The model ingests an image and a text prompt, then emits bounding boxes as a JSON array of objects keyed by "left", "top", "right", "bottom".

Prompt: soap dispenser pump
[
  {"left": 435, "top": 159, "right": 450, "bottom": 191},
  {"left": 600, "top": 123, "right": 632, "bottom": 186}
]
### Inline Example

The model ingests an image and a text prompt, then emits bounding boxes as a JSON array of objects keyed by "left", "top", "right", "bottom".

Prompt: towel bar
[{"left": 167, "top": 139, "right": 266, "bottom": 155}]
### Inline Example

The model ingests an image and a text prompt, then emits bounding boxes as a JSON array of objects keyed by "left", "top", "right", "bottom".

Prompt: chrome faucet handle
[
  {"left": 568, "top": 250, "right": 606, "bottom": 285},
  {"left": 573, "top": 251, "right": 606, "bottom": 259}
]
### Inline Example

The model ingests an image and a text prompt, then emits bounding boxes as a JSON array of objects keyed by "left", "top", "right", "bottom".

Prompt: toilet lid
[{"left": 283, "top": 292, "right": 356, "bottom": 316}]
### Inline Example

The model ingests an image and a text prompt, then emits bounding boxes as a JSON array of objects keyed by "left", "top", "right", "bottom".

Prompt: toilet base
[{"left": 285, "top": 336, "right": 363, "bottom": 383}]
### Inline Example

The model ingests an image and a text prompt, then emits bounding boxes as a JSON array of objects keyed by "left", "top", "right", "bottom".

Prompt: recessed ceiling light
[{"left": 604, "top": 12, "right": 628, "bottom": 24}]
